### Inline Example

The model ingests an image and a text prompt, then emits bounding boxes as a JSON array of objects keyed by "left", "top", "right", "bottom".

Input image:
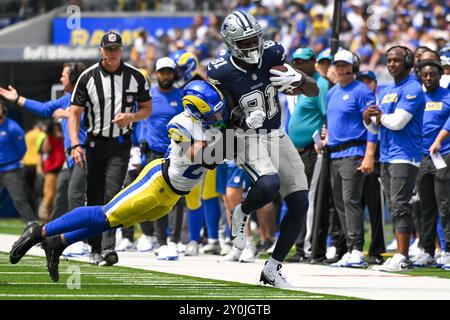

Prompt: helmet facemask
[
  {"left": 225, "top": 33, "right": 263, "bottom": 65},
  {"left": 221, "top": 11, "right": 264, "bottom": 65}
]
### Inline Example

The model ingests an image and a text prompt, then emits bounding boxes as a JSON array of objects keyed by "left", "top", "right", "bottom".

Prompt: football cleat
[
  {"left": 42, "top": 236, "right": 66, "bottom": 282},
  {"left": 99, "top": 250, "right": 118, "bottom": 266},
  {"left": 230, "top": 204, "right": 248, "bottom": 250},
  {"left": 10, "top": 221, "right": 44, "bottom": 264},
  {"left": 259, "top": 262, "right": 293, "bottom": 289}
]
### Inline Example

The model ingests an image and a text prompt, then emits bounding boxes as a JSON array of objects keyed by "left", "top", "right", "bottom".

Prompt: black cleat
[
  {"left": 99, "top": 250, "right": 118, "bottom": 266},
  {"left": 42, "top": 236, "right": 66, "bottom": 282},
  {"left": 10, "top": 221, "right": 44, "bottom": 264}
]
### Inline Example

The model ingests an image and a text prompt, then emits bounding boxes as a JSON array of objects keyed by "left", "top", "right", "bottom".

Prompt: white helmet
[{"left": 221, "top": 11, "right": 263, "bottom": 64}]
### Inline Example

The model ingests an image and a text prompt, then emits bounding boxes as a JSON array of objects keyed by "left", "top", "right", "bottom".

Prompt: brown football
[{"left": 270, "top": 65, "right": 303, "bottom": 96}]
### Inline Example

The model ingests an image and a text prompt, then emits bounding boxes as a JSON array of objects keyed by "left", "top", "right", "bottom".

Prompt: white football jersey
[{"left": 165, "top": 111, "right": 217, "bottom": 192}]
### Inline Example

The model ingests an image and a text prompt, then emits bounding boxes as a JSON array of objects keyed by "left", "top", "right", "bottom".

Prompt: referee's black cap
[{"left": 101, "top": 31, "right": 123, "bottom": 48}]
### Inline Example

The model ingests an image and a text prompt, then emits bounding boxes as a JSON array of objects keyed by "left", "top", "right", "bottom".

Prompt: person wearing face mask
[{"left": 0, "top": 99, "right": 36, "bottom": 222}]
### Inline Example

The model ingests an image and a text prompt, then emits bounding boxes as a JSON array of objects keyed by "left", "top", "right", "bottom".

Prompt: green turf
[
  {"left": 0, "top": 252, "right": 355, "bottom": 300},
  {"left": 402, "top": 268, "right": 450, "bottom": 279},
  {"left": 0, "top": 218, "right": 24, "bottom": 235}
]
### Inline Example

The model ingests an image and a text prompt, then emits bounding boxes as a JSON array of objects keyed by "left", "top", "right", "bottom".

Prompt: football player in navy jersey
[{"left": 206, "top": 10, "right": 318, "bottom": 288}]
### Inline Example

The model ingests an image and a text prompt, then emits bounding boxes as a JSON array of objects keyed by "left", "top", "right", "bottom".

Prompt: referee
[{"left": 68, "top": 31, "right": 152, "bottom": 265}]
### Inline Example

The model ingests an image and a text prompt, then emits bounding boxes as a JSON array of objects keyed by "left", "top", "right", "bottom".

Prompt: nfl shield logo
[
  {"left": 108, "top": 33, "right": 117, "bottom": 42},
  {"left": 251, "top": 74, "right": 257, "bottom": 80},
  {"left": 126, "top": 95, "right": 133, "bottom": 103}
]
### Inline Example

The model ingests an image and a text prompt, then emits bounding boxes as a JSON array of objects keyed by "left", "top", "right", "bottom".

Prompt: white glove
[
  {"left": 245, "top": 110, "right": 266, "bottom": 129},
  {"left": 269, "top": 63, "right": 303, "bottom": 92}
]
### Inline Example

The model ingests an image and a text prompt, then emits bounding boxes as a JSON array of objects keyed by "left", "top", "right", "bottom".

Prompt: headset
[
  {"left": 386, "top": 45, "right": 414, "bottom": 70},
  {"left": 351, "top": 52, "right": 360, "bottom": 74}
]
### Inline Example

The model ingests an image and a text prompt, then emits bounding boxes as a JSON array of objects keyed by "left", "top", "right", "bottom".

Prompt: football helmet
[
  {"left": 221, "top": 11, "right": 263, "bottom": 64},
  {"left": 170, "top": 49, "right": 199, "bottom": 86},
  {"left": 182, "top": 80, "right": 228, "bottom": 129}
]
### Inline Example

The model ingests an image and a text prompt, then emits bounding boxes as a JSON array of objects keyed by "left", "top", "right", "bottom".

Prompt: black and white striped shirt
[{"left": 71, "top": 60, "right": 151, "bottom": 138}]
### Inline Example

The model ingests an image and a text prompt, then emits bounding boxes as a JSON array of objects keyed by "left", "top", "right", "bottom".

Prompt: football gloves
[
  {"left": 269, "top": 63, "right": 304, "bottom": 93},
  {"left": 245, "top": 110, "right": 266, "bottom": 129}
]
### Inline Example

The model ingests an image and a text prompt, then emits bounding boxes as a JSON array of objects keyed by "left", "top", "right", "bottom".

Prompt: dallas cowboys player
[{"left": 206, "top": 10, "right": 318, "bottom": 288}]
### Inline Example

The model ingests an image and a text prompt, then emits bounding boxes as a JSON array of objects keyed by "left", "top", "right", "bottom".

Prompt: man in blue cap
[{"left": 286, "top": 47, "right": 330, "bottom": 262}]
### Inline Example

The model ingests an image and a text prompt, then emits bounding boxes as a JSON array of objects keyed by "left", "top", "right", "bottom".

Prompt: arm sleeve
[
  {"left": 23, "top": 95, "right": 68, "bottom": 117},
  {"left": 380, "top": 108, "right": 413, "bottom": 131},
  {"left": 363, "top": 120, "right": 380, "bottom": 134},
  {"left": 136, "top": 73, "right": 151, "bottom": 103},
  {"left": 71, "top": 73, "right": 89, "bottom": 107}
]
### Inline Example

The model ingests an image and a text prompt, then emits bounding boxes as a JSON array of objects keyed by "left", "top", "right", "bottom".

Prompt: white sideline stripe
[{"left": 0, "top": 294, "right": 320, "bottom": 299}]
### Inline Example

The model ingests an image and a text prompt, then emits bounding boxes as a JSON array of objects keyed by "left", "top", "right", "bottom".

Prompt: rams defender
[
  {"left": 9, "top": 80, "right": 228, "bottom": 282},
  {"left": 206, "top": 11, "right": 318, "bottom": 288}
]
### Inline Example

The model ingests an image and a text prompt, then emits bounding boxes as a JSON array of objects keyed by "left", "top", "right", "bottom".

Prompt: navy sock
[
  {"left": 272, "top": 190, "right": 308, "bottom": 262},
  {"left": 45, "top": 206, "right": 109, "bottom": 238},
  {"left": 203, "top": 198, "right": 221, "bottom": 239},
  {"left": 241, "top": 174, "right": 280, "bottom": 214}
]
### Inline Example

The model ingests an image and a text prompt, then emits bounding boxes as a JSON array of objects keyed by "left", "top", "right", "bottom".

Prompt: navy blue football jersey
[{"left": 206, "top": 40, "right": 286, "bottom": 130}]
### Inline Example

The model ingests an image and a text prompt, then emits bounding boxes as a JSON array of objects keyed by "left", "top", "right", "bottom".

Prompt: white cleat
[
  {"left": 259, "top": 262, "right": 293, "bottom": 289},
  {"left": 166, "top": 242, "right": 179, "bottom": 260},
  {"left": 230, "top": 204, "right": 248, "bottom": 250},
  {"left": 200, "top": 240, "right": 222, "bottom": 255},
  {"left": 239, "top": 242, "right": 258, "bottom": 263},
  {"left": 436, "top": 251, "right": 450, "bottom": 268},
  {"left": 330, "top": 252, "right": 352, "bottom": 267},
  {"left": 185, "top": 241, "right": 199, "bottom": 256},
  {"left": 136, "top": 235, "right": 158, "bottom": 252},
  {"left": 347, "top": 250, "right": 368, "bottom": 268},
  {"left": 115, "top": 238, "right": 136, "bottom": 252},
  {"left": 411, "top": 251, "right": 434, "bottom": 267},
  {"left": 218, "top": 246, "right": 242, "bottom": 262},
  {"left": 62, "top": 241, "right": 88, "bottom": 257},
  {"left": 372, "top": 253, "right": 412, "bottom": 272}
]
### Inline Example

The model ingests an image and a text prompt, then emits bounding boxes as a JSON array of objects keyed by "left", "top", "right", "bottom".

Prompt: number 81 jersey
[{"left": 206, "top": 40, "right": 286, "bottom": 130}]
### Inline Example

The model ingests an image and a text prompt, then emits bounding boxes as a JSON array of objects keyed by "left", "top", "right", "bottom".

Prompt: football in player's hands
[{"left": 270, "top": 65, "right": 303, "bottom": 95}]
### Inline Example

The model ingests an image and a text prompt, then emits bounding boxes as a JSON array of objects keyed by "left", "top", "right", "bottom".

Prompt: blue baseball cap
[
  {"left": 317, "top": 48, "right": 333, "bottom": 62},
  {"left": 292, "top": 47, "right": 316, "bottom": 61},
  {"left": 356, "top": 70, "right": 377, "bottom": 82}
]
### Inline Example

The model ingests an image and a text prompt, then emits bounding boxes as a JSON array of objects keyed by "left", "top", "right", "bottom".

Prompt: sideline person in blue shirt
[
  {"left": 364, "top": 46, "right": 426, "bottom": 272},
  {"left": 0, "top": 63, "right": 87, "bottom": 219},
  {"left": 415, "top": 60, "right": 450, "bottom": 269},
  {"left": 0, "top": 100, "right": 36, "bottom": 222},
  {"left": 326, "top": 50, "right": 378, "bottom": 268}
]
